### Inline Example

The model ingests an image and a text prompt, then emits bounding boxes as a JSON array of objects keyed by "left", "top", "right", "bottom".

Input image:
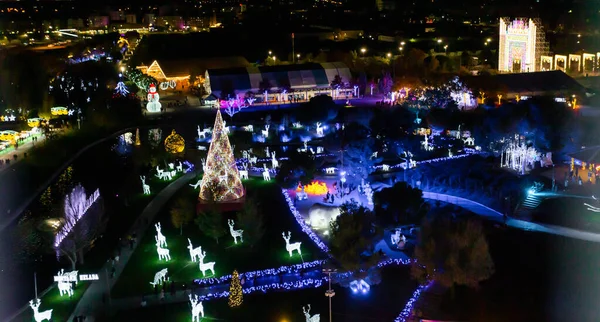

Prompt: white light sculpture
[
  {"left": 190, "top": 180, "right": 202, "bottom": 190},
  {"left": 498, "top": 18, "right": 544, "bottom": 73},
  {"left": 243, "top": 124, "right": 254, "bottom": 132},
  {"left": 154, "top": 223, "right": 167, "bottom": 247},
  {"left": 382, "top": 164, "right": 390, "bottom": 172},
  {"left": 262, "top": 124, "right": 270, "bottom": 138},
  {"left": 140, "top": 176, "right": 151, "bottom": 195},
  {"left": 176, "top": 161, "right": 183, "bottom": 172},
  {"left": 54, "top": 185, "right": 100, "bottom": 248},
  {"left": 197, "top": 126, "right": 211, "bottom": 139},
  {"left": 463, "top": 137, "right": 475, "bottom": 146},
  {"left": 228, "top": 219, "right": 244, "bottom": 244},
  {"left": 146, "top": 84, "right": 162, "bottom": 113},
  {"left": 239, "top": 163, "right": 249, "bottom": 180},
  {"left": 249, "top": 156, "right": 258, "bottom": 165},
  {"left": 501, "top": 137, "right": 539, "bottom": 175},
  {"left": 350, "top": 279, "right": 370, "bottom": 294},
  {"left": 58, "top": 279, "right": 74, "bottom": 297},
  {"left": 168, "top": 163, "right": 175, "bottom": 170},
  {"left": 271, "top": 151, "right": 279, "bottom": 168},
  {"left": 325, "top": 167, "right": 335, "bottom": 174},
  {"left": 315, "top": 122, "right": 324, "bottom": 137},
  {"left": 262, "top": 164, "right": 271, "bottom": 181},
  {"left": 156, "top": 241, "right": 171, "bottom": 261},
  {"left": 187, "top": 239, "right": 202, "bottom": 262},
  {"left": 189, "top": 294, "right": 205, "bottom": 322},
  {"left": 364, "top": 182, "right": 373, "bottom": 207},
  {"left": 308, "top": 204, "right": 340, "bottom": 229},
  {"left": 282, "top": 231, "right": 302, "bottom": 257},
  {"left": 223, "top": 120, "right": 230, "bottom": 134},
  {"left": 149, "top": 268, "right": 168, "bottom": 286},
  {"left": 198, "top": 250, "right": 216, "bottom": 277},
  {"left": 114, "top": 81, "right": 129, "bottom": 96},
  {"left": 293, "top": 122, "right": 302, "bottom": 129},
  {"left": 29, "top": 299, "right": 52, "bottom": 322},
  {"left": 303, "top": 304, "right": 321, "bottom": 322}
]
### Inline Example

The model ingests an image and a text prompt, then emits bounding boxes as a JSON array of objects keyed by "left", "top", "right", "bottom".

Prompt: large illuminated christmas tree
[
  {"left": 228, "top": 269, "right": 243, "bottom": 307},
  {"left": 199, "top": 108, "right": 245, "bottom": 202}
]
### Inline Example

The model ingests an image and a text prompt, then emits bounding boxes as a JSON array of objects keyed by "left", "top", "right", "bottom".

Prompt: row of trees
[{"left": 170, "top": 196, "right": 266, "bottom": 248}]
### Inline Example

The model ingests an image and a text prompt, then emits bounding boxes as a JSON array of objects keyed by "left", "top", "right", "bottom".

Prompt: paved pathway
[
  {"left": 0, "top": 134, "right": 46, "bottom": 174},
  {"left": 67, "top": 171, "right": 198, "bottom": 322},
  {"left": 423, "top": 191, "right": 600, "bottom": 243}
]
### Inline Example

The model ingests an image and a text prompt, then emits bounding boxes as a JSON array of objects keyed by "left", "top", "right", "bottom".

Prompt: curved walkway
[
  {"left": 0, "top": 127, "right": 137, "bottom": 232},
  {"left": 66, "top": 170, "right": 198, "bottom": 322},
  {"left": 423, "top": 191, "right": 600, "bottom": 243}
]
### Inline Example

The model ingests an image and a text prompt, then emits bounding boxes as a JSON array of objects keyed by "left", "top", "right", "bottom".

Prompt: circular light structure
[{"left": 164, "top": 129, "right": 185, "bottom": 154}]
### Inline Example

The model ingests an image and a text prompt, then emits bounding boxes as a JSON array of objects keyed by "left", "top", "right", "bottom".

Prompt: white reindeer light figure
[
  {"left": 187, "top": 239, "right": 202, "bottom": 262},
  {"left": 282, "top": 231, "right": 302, "bottom": 257},
  {"left": 463, "top": 137, "right": 475, "bottom": 146},
  {"left": 243, "top": 124, "right": 254, "bottom": 132},
  {"left": 325, "top": 167, "right": 335, "bottom": 174},
  {"left": 149, "top": 268, "right": 168, "bottom": 286},
  {"left": 64, "top": 270, "right": 79, "bottom": 285},
  {"left": 140, "top": 176, "right": 151, "bottom": 195},
  {"left": 190, "top": 179, "right": 202, "bottom": 189},
  {"left": 228, "top": 219, "right": 244, "bottom": 244},
  {"left": 262, "top": 124, "right": 270, "bottom": 138},
  {"left": 265, "top": 146, "right": 270, "bottom": 158},
  {"left": 156, "top": 166, "right": 164, "bottom": 177},
  {"left": 176, "top": 161, "right": 183, "bottom": 172},
  {"left": 155, "top": 222, "right": 167, "bottom": 247},
  {"left": 58, "top": 279, "right": 73, "bottom": 297},
  {"left": 315, "top": 122, "right": 324, "bottom": 136},
  {"left": 249, "top": 156, "right": 258, "bottom": 165},
  {"left": 381, "top": 164, "right": 390, "bottom": 172},
  {"left": 303, "top": 304, "right": 321, "bottom": 322},
  {"left": 223, "top": 120, "right": 230, "bottom": 134},
  {"left": 239, "top": 163, "right": 249, "bottom": 180},
  {"left": 198, "top": 250, "right": 216, "bottom": 277},
  {"left": 271, "top": 151, "right": 279, "bottom": 168},
  {"left": 189, "top": 294, "right": 205, "bottom": 322},
  {"left": 201, "top": 158, "right": 208, "bottom": 172},
  {"left": 298, "top": 141, "right": 308, "bottom": 153},
  {"left": 29, "top": 299, "right": 52, "bottom": 322},
  {"left": 156, "top": 241, "right": 171, "bottom": 261},
  {"left": 262, "top": 164, "right": 271, "bottom": 181},
  {"left": 293, "top": 122, "right": 302, "bottom": 128},
  {"left": 168, "top": 163, "right": 175, "bottom": 170}
]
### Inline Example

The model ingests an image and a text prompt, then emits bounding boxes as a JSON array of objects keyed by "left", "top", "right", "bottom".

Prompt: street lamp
[
  {"left": 120, "top": 66, "right": 125, "bottom": 73},
  {"left": 400, "top": 41, "right": 405, "bottom": 46},
  {"left": 360, "top": 47, "right": 366, "bottom": 57},
  {"left": 444, "top": 45, "right": 448, "bottom": 54},
  {"left": 386, "top": 52, "right": 392, "bottom": 58},
  {"left": 323, "top": 268, "right": 337, "bottom": 322},
  {"left": 268, "top": 50, "right": 272, "bottom": 56}
]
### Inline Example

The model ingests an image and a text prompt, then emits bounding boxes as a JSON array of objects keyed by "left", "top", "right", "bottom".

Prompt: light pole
[
  {"left": 360, "top": 47, "right": 366, "bottom": 57},
  {"left": 323, "top": 268, "right": 337, "bottom": 322},
  {"left": 436, "top": 39, "right": 442, "bottom": 52}
]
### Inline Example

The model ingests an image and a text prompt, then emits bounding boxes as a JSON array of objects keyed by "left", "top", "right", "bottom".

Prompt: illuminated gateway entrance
[{"left": 498, "top": 18, "right": 549, "bottom": 73}]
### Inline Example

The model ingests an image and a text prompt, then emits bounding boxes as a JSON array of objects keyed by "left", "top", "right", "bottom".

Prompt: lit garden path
[
  {"left": 422, "top": 191, "right": 600, "bottom": 243},
  {"left": 67, "top": 170, "right": 198, "bottom": 322}
]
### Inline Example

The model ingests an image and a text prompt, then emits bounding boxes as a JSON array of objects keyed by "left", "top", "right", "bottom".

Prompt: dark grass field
[{"left": 111, "top": 179, "right": 326, "bottom": 299}]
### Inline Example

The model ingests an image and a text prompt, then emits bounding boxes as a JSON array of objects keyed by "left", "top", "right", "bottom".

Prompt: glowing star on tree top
[{"left": 199, "top": 109, "right": 244, "bottom": 202}]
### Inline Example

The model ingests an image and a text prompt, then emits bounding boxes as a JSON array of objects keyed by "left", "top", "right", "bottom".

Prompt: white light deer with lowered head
[
  {"left": 154, "top": 222, "right": 167, "bottom": 247},
  {"left": 189, "top": 294, "right": 205, "bottom": 322},
  {"left": 198, "top": 250, "right": 216, "bottom": 277},
  {"left": 149, "top": 268, "right": 168, "bottom": 286},
  {"left": 228, "top": 219, "right": 244, "bottom": 244},
  {"left": 187, "top": 239, "right": 202, "bottom": 262},
  {"left": 29, "top": 298, "right": 52, "bottom": 322},
  {"left": 140, "top": 176, "right": 151, "bottom": 195},
  {"left": 156, "top": 240, "right": 171, "bottom": 261},
  {"left": 282, "top": 231, "right": 302, "bottom": 257},
  {"left": 303, "top": 304, "right": 321, "bottom": 322}
]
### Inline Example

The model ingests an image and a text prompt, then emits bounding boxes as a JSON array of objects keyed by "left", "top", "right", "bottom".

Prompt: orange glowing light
[{"left": 297, "top": 181, "right": 328, "bottom": 195}]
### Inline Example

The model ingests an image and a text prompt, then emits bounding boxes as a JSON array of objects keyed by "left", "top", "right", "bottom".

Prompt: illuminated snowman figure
[{"left": 146, "top": 84, "right": 162, "bottom": 113}]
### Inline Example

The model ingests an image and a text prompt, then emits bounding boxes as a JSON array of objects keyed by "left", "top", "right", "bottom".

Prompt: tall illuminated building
[{"left": 498, "top": 18, "right": 549, "bottom": 73}]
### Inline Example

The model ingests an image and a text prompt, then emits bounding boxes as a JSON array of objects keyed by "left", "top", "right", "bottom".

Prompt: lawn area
[
  {"left": 532, "top": 196, "right": 600, "bottom": 232},
  {"left": 102, "top": 266, "right": 418, "bottom": 322},
  {"left": 111, "top": 178, "right": 326, "bottom": 299},
  {"left": 8, "top": 168, "right": 179, "bottom": 322}
]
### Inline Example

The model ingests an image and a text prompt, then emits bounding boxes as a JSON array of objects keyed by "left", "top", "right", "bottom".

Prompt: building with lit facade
[{"left": 498, "top": 18, "right": 548, "bottom": 73}]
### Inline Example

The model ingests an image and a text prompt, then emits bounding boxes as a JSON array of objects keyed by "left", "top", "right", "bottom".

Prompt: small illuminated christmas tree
[
  {"left": 228, "top": 269, "right": 243, "bottom": 307},
  {"left": 199, "top": 109, "right": 244, "bottom": 202},
  {"left": 114, "top": 81, "right": 129, "bottom": 96}
]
